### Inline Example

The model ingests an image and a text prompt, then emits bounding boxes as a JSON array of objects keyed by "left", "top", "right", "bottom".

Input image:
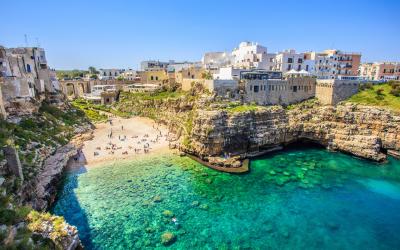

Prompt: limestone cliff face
[
  {"left": 188, "top": 104, "right": 400, "bottom": 162},
  {"left": 24, "top": 126, "right": 93, "bottom": 211}
]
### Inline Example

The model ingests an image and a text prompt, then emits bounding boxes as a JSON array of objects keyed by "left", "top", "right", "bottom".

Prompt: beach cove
[
  {"left": 72, "top": 116, "right": 171, "bottom": 168},
  {"left": 52, "top": 118, "right": 400, "bottom": 249}
]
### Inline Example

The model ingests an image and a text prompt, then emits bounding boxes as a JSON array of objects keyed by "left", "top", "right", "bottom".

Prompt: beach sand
[{"left": 72, "top": 117, "right": 170, "bottom": 167}]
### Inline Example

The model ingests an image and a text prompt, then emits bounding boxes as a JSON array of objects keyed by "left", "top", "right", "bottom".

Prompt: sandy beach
[{"left": 72, "top": 117, "right": 170, "bottom": 167}]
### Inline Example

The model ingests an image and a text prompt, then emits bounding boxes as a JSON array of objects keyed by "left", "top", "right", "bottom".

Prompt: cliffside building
[
  {"left": 359, "top": 62, "right": 400, "bottom": 81},
  {"left": 243, "top": 71, "right": 316, "bottom": 105},
  {"left": 202, "top": 52, "right": 232, "bottom": 72},
  {"left": 231, "top": 41, "right": 269, "bottom": 70},
  {"left": 0, "top": 46, "right": 62, "bottom": 118},
  {"left": 304, "top": 50, "right": 361, "bottom": 79}
]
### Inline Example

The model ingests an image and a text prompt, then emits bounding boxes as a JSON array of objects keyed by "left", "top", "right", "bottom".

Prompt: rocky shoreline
[
  {"left": 115, "top": 92, "right": 400, "bottom": 172},
  {"left": 20, "top": 124, "right": 93, "bottom": 249},
  {"left": 183, "top": 103, "right": 400, "bottom": 171}
]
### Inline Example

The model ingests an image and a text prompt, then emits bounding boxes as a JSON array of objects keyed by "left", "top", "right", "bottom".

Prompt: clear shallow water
[{"left": 52, "top": 147, "right": 400, "bottom": 249}]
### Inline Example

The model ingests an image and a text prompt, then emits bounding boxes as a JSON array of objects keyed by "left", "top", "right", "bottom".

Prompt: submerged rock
[
  {"left": 191, "top": 201, "right": 200, "bottom": 207},
  {"left": 162, "top": 210, "right": 174, "bottom": 217},
  {"left": 152, "top": 195, "right": 163, "bottom": 203},
  {"left": 161, "top": 231, "right": 176, "bottom": 246},
  {"left": 199, "top": 204, "right": 209, "bottom": 210}
]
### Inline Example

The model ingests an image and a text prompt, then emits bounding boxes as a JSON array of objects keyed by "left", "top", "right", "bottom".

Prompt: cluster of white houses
[{"left": 1, "top": 42, "right": 399, "bottom": 119}]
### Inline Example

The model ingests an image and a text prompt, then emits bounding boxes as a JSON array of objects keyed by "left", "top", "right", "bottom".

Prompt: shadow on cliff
[{"left": 51, "top": 166, "right": 94, "bottom": 249}]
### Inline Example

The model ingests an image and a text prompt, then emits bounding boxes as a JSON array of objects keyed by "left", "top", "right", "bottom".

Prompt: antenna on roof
[{"left": 24, "top": 34, "right": 29, "bottom": 47}]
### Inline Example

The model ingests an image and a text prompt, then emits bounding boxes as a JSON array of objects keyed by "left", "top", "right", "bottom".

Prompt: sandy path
[{"left": 72, "top": 117, "right": 170, "bottom": 167}]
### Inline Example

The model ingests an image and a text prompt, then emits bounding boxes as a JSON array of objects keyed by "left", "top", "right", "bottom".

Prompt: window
[
  {"left": 151, "top": 76, "right": 154, "bottom": 80},
  {"left": 298, "top": 58, "right": 303, "bottom": 63},
  {"left": 26, "top": 64, "right": 31, "bottom": 73},
  {"left": 287, "top": 65, "right": 292, "bottom": 70},
  {"left": 306, "top": 65, "right": 309, "bottom": 71},
  {"left": 156, "top": 76, "right": 159, "bottom": 81},
  {"left": 293, "top": 86, "right": 297, "bottom": 92},
  {"left": 297, "top": 65, "right": 301, "bottom": 71},
  {"left": 254, "top": 85, "right": 259, "bottom": 92},
  {"left": 288, "top": 58, "right": 293, "bottom": 63}
]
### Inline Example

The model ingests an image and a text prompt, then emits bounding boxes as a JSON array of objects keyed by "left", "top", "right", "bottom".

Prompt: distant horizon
[{"left": 2, "top": 0, "right": 399, "bottom": 70}]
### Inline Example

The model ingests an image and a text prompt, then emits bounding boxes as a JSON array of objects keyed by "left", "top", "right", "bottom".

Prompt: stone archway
[{"left": 65, "top": 83, "right": 76, "bottom": 99}]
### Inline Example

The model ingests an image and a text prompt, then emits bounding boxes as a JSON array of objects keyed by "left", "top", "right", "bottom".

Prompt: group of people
[{"left": 92, "top": 119, "right": 167, "bottom": 158}]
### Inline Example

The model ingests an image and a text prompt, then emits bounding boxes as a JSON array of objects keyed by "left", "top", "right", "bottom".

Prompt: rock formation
[
  {"left": 27, "top": 128, "right": 93, "bottom": 211},
  {"left": 186, "top": 103, "right": 400, "bottom": 167}
]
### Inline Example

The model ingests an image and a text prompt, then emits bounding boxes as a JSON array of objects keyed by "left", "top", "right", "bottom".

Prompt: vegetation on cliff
[
  {"left": 1, "top": 103, "right": 88, "bottom": 177},
  {"left": 71, "top": 98, "right": 130, "bottom": 122},
  {"left": 0, "top": 103, "right": 87, "bottom": 249},
  {"left": 347, "top": 82, "right": 400, "bottom": 112}
]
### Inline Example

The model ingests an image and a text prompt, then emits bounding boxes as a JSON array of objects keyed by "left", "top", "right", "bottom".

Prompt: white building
[
  {"left": 231, "top": 41, "right": 269, "bottom": 69},
  {"left": 120, "top": 69, "right": 139, "bottom": 81},
  {"left": 273, "top": 49, "right": 314, "bottom": 74},
  {"left": 304, "top": 50, "right": 361, "bottom": 79},
  {"left": 98, "top": 69, "right": 124, "bottom": 80},
  {"left": 213, "top": 66, "right": 245, "bottom": 80},
  {"left": 202, "top": 52, "right": 232, "bottom": 71}
]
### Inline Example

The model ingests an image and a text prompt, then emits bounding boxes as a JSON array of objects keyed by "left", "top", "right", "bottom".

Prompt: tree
[
  {"left": 88, "top": 66, "right": 98, "bottom": 74},
  {"left": 90, "top": 74, "right": 98, "bottom": 79},
  {"left": 201, "top": 71, "right": 213, "bottom": 80}
]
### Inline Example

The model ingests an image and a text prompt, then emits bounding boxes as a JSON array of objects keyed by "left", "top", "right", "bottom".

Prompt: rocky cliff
[
  {"left": 1, "top": 103, "right": 92, "bottom": 249},
  {"left": 27, "top": 127, "right": 93, "bottom": 211},
  {"left": 186, "top": 103, "right": 400, "bottom": 167}
]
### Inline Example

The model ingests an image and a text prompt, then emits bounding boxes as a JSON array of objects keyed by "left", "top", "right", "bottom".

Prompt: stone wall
[
  {"left": 316, "top": 79, "right": 360, "bottom": 105},
  {"left": 245, "top": 77, "right": 316, "bottom": 105}
]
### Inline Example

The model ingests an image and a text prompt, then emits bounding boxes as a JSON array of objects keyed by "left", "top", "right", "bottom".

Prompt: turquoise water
[{"left": 52, "top": 146, "right": 400, "bottom": 249}]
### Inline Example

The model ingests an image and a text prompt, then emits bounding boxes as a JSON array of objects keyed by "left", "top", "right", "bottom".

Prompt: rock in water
[
  {"left": 161, "top": 231, "right": 176, "bottom": 246},
  {"left": 162, "top": 210, "right": 174, "bottom": 217}
]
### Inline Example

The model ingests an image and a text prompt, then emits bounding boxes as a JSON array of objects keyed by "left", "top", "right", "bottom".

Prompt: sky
[{"left": 1, "top": 0, "right": 400, "bottom": 70}]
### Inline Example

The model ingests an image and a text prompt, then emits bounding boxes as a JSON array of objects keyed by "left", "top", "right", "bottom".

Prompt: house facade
[{"left": 359, "top": 62, "right": 400, "bottom": 81}]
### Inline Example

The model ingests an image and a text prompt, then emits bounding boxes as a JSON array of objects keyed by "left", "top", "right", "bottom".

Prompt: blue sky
[{"left": 2, "top": 0, "right": 399, "bottom": 70}]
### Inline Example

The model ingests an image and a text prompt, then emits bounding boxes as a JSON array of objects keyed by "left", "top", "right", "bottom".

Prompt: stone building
[
  {"left": 315, "top": 79, "right": 361, "bottom": 105},
  {"left": 140, "top": 60, "right": 169, "bottom": 71},
  {"left": 0, "top": 46, "right": 61, "bottom": 117},
  {"left": 175, "top": 66, "right": 205, "bottom": 84},
  {"left": 181, "top": 78, "right": 238, "bottom": 95},
  {"left": 244, "top": 72, "right": 316, "bottom": 105}
]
